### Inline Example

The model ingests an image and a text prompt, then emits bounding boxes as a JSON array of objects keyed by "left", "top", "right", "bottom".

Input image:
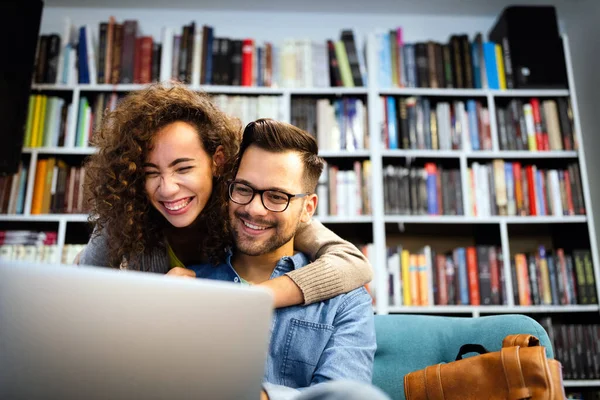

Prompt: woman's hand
[{"left": 166, "top": 267, "right": 196, "bottom": 278}]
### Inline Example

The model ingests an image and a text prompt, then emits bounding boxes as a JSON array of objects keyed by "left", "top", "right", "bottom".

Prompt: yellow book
[
  {"left": 29, "top": 95, "right": 42, "bottom": 148},
  {"left": 334, "top": 40, "right": 354, "bottom": 87},
  {"left": 41, "top": 157, "right": 56, "bottom": 214},
  {"left": 23, "top": 96, "right": 36, "bottom": 148},
  {"left": 418, "top": 254, "right": 428, "bottom": 306},
  {"left": 35, "top": 95, "right": 48, "bottom": 147},
  {"left": 31, "top": 159, "right": 48, "bottom": 214},
  {"left": 401, "top": 249, "right": 411, "bottom": 306},
  {"left": 495, "top": 44, "right": 506, "bottom": 90},
  {"left": 409, "top": 254, "right": 420, "bottom": 306}
]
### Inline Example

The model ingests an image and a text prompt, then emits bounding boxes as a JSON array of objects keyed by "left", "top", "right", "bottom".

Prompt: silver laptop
[{"left": 0, "top": 261, "right": 274, "bottom": 400}]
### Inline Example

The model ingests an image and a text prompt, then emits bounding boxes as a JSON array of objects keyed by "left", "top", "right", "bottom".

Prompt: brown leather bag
[{"left": 404, "top": 334, "right": 566, "bottom": 400}]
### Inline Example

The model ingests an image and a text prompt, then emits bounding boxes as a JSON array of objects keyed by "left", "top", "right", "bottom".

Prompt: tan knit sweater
[
  {"left": 290, "top": 219, "right": 373, "bottom": 304},
  {"left": 80, "top": 219, "right": 373, "bottom": 305}
]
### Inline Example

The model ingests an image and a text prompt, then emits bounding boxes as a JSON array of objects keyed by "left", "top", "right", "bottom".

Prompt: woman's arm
[
  {"left": 288, "top": 219, "right": 373, "bottom": 305},
  {"left": 79, "top": 226, "right": 112, "bottom": 267}
]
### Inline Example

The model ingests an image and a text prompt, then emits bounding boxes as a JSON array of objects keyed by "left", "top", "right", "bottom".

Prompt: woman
[{"left": 80, "top": 83, "right": 372, "bottom": 307}]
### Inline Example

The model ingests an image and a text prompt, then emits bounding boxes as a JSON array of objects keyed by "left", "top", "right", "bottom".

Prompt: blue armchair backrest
[{"left": 372, "top": 314, "right": 553, "bottom": 400}]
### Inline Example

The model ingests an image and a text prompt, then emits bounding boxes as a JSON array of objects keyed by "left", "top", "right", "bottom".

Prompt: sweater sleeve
[
  {"left": 288, "top": 219, "right": 373, "bottom": 305},
  {"left": 79, "top": 226, "right": 112, "bottom": 268}
]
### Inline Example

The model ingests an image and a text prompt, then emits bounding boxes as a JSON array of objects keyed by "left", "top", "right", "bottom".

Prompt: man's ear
[
  {"left": 212, "top": 145, "right": 226, "bottom": 175},
  {"left": 300, "top": 194, "right": 318, "bottom": 223}
]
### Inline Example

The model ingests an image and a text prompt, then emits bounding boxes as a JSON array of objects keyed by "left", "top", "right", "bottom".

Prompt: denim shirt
[{"left": 190, "top": 251, "right": 376, "bottom": 400}]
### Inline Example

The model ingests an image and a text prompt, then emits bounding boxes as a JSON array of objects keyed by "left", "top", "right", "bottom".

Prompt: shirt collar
[{"left": 224, "top": 248, "right": 310, "bottom": 277}]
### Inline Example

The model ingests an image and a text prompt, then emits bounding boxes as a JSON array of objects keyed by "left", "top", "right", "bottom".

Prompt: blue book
[
  {"left": 467, "top": 100, "right": 480, "bottom": 150},
  {"left": 15, "top": 165, "right": 28, "bottom": 214},
  {"left": 454, "top": 248, "right": 469, "bottom": 305},
  {"left": 483, "top": 42, "right": 498, "bottom": 90},
  {"left": 426, "top": 164, "right": 437, "bottom": 215},
  {"left": 387, "top": 97, "right": 398, "bottom": 149},
  {"left": 77, "top": 26, "right": 90, "bottom": 84},
  {"left": 536, "top": 170, "right": 546, "bottom": 216},
  {"left": 378, "top": 32, "right": 392, "bottom": 88}
]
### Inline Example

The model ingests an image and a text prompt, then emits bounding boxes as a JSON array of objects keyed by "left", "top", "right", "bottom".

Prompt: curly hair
[{"left": 84, "top": 83, "right": 242, "bottom": 268}]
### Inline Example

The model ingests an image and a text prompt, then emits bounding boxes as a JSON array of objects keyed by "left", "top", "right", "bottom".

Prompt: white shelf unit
[{"left": 9, "top": 23, "right": 600, "bottom": 336}]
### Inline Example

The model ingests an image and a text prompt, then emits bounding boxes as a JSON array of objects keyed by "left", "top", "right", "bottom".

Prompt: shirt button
[{"left": 234, "top": 277, "right": 239, "bottom": 282}]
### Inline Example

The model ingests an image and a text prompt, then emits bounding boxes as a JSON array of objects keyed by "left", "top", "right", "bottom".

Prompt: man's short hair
[{"left": 238, "top": 119, "right": 325, "bottom": 192}]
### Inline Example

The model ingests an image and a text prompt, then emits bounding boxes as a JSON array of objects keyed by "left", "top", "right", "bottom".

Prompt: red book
[
  {"left": 436, "top": 255, "right": 448, "bottom": 305},
  {"left": 466, "top": 246, "right": 480, "bottom": 305},
  {"left": 133, "top": 37, "right": 142, "bottom": 83},
  {"left": 564, "top": 170, "right": 575, "bottom": 215},
  {"left": 525, "top": 165, "right": 538, "bottom": 216},
  {"left": 241, "top": 39, "right": 254, "bottom": 86},
  {"left": 139, "top": 36, "right": 153, "bottom": 84},
  {"left": 489, "top": 247, "right": 500, "bottom": 305},
  {"left": 530, "top": 99, "right": 546, "bottom": 151}
]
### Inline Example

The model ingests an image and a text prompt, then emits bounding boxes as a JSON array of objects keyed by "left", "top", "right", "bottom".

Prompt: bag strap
[
  {"left": 503, "top": 334, "right": 540, "bottom": 348},
  {"left": 455, "top": 344, "right": 489, "bottom": 361},
  {"left": 424, "top": 364, "right": 445, "bottom": 400},
  {"left": 501, "top": 346, "right": 532, "bottom": 400}
]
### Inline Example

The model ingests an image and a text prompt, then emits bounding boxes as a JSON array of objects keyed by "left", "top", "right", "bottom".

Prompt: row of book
[
  {"left": 316, "top": 161, "right": 372, "bottom": 217},
  {"left": 466, "top": 160, "right": 585, "bottom": 217},
  {"left": 0, "top": 230, "right": 83, "bottom": 265},
  {"left": 512, "top": 248, "right": 597, "bottom": 306},
  {"left": 36, "top": 17, "right": 366, "bottom": 88},
  {"left": 211, "top": 95, "right": 282, "bottom": 127},
  {"left": 0, "top": 164, "right": 28, "bottom": 215},
  {"left": 291, "top": 97, "right": 369, "bottom": 151},
  {"left": 376, "top": 30, "right": 514, "bottom": 90},
  {"left": 23, "top": 92, "right": 283, "bottom": 148},
  {"left": 23, "top": 95, "right": 71, "bottom": 148},
  {"left": 381, "top": 96, "right": 490, "bottom": 151},
  {"left": 382, "top": 244, "right": 595, "bottom": 307},
  {"left": 566, "top": 392, "right": 600, "bottom": 400},
  {"left": 384, "top": 245, "right": 507, "bottom": 307},
  {"left": 496, "top": 97, "right": 577, "bottom": 151},
  {"left": 0, "top": 230, "right": 57, "bottom": 245},
  {"left": 540, "top": 318, "right": 600, "bottom": 381},
  {"left": 30, "top": 159, "right": 88, "bottom": 215},
  {"left": 0, "top": 244, "right": 84, "bottom": 265},
  {"left": 383, "top": 164, "right": 463, "bottom": 215}
]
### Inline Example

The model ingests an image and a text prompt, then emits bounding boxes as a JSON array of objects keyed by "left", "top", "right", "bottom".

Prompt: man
[{"left": 187, "top": 119, "right": 379, "bottom": 400}]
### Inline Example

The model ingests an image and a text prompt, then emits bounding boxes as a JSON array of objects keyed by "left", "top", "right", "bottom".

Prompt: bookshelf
[{"left": 4, "top": 42, "right": 598, "bottom": 310}]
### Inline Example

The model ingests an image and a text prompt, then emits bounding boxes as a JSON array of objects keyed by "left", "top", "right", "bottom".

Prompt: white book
[
  {"left": 56, "top": 17, "right": 71, "bottom": 84},
  {"left": 388, "top": 251, "right": 401, "bottom": 307},
  {"left": 64, "top": 103, "right": 76, "bottom": 148},
  {"left": 85, "top": 25, "right": 97, "bottom": 85},
  {"left": 159, "top": 27, "right": 174, "bottom": 83},
  {"left": 549, "top": 170, "right": 563, "bottom": 216},
  {"left": 67, "top": 47, "right": 77, "bottom": 85},
  {"left": 281, "top": 39, "right": 296, "bottom": 88},
  {"left": 191, "top": 32, "right": 202, "bottom": 86}
]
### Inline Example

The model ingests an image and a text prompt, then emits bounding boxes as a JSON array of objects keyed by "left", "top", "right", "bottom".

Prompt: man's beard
[{"left": 230, "top": 210, "right": 300, "bottom": 256}]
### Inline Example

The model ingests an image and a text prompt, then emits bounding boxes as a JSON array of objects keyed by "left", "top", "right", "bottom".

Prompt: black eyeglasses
[{"left": 228, "top": 181, "right": 310, "bottom": 212}]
